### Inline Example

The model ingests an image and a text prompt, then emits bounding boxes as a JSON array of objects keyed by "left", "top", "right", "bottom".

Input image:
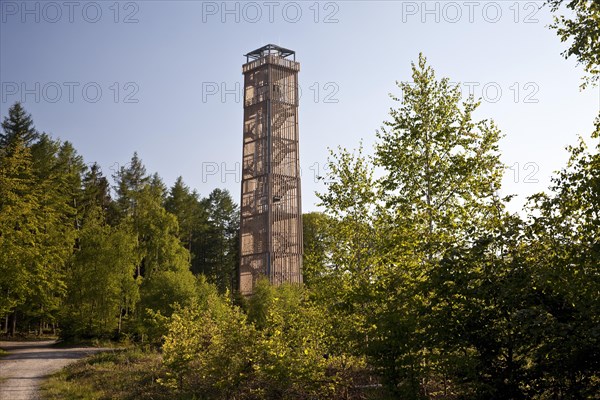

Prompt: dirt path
[{"left": 0, "top": 340, "right": 111, "bottom": 400}]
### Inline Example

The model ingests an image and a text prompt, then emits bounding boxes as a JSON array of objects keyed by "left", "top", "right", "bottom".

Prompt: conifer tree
[{"left": 0, "top": 102, "right": 38, "bottom": 147}]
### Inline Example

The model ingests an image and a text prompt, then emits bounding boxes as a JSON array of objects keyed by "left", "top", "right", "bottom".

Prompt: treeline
[{"left": 0, "top": 102, "right": 238, "bottom": 339}]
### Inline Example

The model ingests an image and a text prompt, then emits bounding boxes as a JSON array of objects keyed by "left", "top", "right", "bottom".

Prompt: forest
[
  {"left": 0, "top": 106, "right": 240, "bottom": 338},
  {"left": 1, "top": 0, "right": 599, "bottom": 399}
]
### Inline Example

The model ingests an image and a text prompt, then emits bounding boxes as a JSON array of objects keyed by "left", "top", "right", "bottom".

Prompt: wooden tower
[{"left": 239, "top": 44, "right": 303, "bottom": 295}]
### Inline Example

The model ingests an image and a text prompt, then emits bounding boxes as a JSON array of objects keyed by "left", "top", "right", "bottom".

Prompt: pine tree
[
  {"left": 114, "top": 152, "right": 149, "bottom": 218},
  {"left": 0, "top": 102, "right": 39, "bottom": 147},
  {"left": 165, "top": 177, "right": 208, "bottom": 265},
  {"left": 21, "top": 136, "right": 81, "bottom": 334},
  {"left": 0, "top": 103, "right": 84, "bottom": 335},
  {"left": 0, "top": 134, "right": 37, "bottom": 333},
  {"left": 198, "top": 189, "right": 239, "bottom": 293},
  {"left": 81, "top": 163, "right": 113, "bottom": 220},
  {"left": 112, "top": 153, "right": 196, "bottom": 334}
]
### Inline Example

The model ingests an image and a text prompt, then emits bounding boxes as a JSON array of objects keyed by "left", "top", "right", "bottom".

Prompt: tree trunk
[
  {"left": 10, "top": 311, "right": 17, "bottom": 336},
  {"left": 188, "top": 232, "right": 193, "bottom": 263}
]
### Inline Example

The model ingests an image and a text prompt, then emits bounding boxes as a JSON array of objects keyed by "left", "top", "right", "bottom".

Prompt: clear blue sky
[{"left": 1, "top": 1, "right": 598, "bottom": 212}]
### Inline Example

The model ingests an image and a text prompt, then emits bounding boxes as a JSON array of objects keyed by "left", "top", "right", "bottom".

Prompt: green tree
[
  {"left": 0, "top": 104, "right": 80, "bottom": 335},
  {"left": 0, "top": 131, "right": 37, "bottom": 333},
  {"left": 111, "top": 153, "right": 197, "bottom": 341},
  {"left": 548, "top": 0, "right": 600, "bottom": 88},
  {"left": 165, "top": 176, "right": 208, "bottom": 266},
  {"left": 134, "top": 185, "right": 190, "bottom": 279},
  {"left": 23, "top": 138, "right": 83, "bottom": 333},
  {"left": 0, "top": 102, "right": 38, "bottom": 147},
  {"left": 301, "top": 212, "right": 332, "bottom": 286},
  {"left": 376, "top": 55, "right": 504, "bottom": 397},
  {"left": 198, "top": 189, "right": 239, "bottom": 293},
  {"left": 425, "top": 215, "right": 537, "bottom": 399},
  {"left": 81, "top": 162, "right": 113, "bottom": 221},
  {"left": 114, "top": 152, "right": 149, "bottom": 219},
  {"left": 61, "top": 207, "right": 138, "bottom": 338},
  {"left": 427, "top": 128, "right": 599, "bottom": 399},
  {"left": 318, "top": 55, "right": 507, "bottom": 397},
  {"left": 375, "top": 54, "right": 504, "bottom": 253},
  {"left": 523, "top": 128, "right": 600, "bottom": 398},
  {"left": 315, "top": 144, "right": 380, "bottom": 358}
]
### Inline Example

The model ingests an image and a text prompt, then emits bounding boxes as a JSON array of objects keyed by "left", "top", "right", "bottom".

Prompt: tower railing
[{"left": 242, "top": 55, "right": 300, "bottom": 74}]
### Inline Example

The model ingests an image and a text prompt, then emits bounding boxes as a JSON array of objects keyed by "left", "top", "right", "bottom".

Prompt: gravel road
[{"left": 0, "top": 340, "right": 110, "bottom": 400}]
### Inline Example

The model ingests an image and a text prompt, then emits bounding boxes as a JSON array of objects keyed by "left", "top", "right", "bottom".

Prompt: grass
[{"left": 41, "top": 348, "right": 174, "bottom": 400}]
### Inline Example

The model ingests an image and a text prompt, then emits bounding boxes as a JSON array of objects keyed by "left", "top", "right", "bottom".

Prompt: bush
[{"left": 160, "top": 279, "right": 364, "bottom": 399}]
